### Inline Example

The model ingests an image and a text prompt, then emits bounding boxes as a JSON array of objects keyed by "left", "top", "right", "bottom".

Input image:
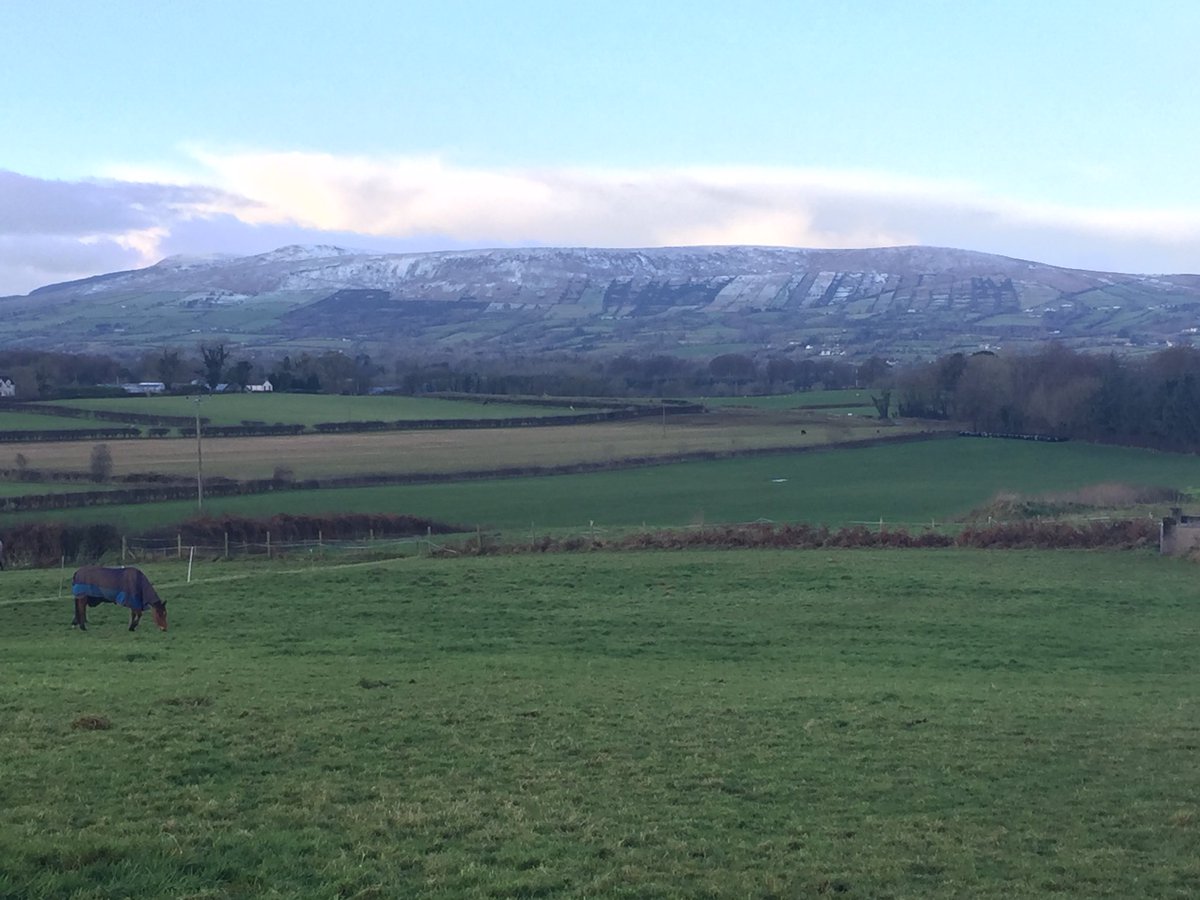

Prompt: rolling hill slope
[{"left": 4, "top": 244, "right": 1200, "bottom": 358}]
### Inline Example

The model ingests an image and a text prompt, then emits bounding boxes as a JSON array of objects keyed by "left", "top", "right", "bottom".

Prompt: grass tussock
[
  {"left": 161, "top": 695, "right": 213, "bottom": 708},
  {"left": 70, "top": 714, "right": 111, "bottom": 730}
]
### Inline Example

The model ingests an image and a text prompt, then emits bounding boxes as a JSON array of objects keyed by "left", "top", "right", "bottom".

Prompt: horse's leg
[
  {"left": 129, "top": 609, "right": 141, "bottom": 632},
  {"left": 74, "top": 595, "right": 88, "bottom": 631}
]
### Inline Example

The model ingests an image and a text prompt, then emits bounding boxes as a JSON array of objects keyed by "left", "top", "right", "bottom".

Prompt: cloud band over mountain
[{"left": 3, "top": 151, "right": 1199, "bottom": 296}]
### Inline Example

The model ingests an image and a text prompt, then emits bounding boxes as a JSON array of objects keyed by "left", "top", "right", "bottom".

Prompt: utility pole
[{"left": 194, "top": 395, "right": 205, "bottom": 512}]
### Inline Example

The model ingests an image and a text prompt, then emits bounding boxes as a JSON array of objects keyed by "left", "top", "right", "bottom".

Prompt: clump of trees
[{"left": 891, "top": 345, "right": 1200, "bottom": 451}]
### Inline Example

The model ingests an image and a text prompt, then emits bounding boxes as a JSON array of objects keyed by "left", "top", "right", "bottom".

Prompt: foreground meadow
[{"left": 1, "top": 549, "right": 1198, "bottom": 898}]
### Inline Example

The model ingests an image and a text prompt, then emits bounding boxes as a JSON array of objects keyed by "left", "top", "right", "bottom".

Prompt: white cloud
[
  {"left": 4, "top": 151, "right": 1200, "bottom": 296},
  {"left": 183, "top": 150, "right": 1200, "bottom": 272}
]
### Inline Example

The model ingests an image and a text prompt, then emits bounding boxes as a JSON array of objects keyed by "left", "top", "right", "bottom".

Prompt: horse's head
[{"left": 152, "top": 602, "right": 168, "bottom": 632}]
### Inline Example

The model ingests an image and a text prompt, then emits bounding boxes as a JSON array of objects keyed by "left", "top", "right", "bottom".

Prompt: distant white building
[
  {"left": 0, "top": 376, "right": 15, "bottom": 398},
  {"left": 120, "top": 382, "right": 166, "bottom": 395},
  {"left": 246, "top": 379, "right": 274, "bottom": 393}
]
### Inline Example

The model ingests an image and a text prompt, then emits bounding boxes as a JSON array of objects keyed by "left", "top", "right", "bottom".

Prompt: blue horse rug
[{"left": 71, "top": 566, "right": 164, "bottom": 611}]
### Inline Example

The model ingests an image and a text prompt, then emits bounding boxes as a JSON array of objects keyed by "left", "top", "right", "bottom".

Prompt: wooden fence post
[
  {"left": 177, "top": 533, "right": 183, "bottom": 559},
  {"left": 121, "top": 535, "right": 127, "bottom": 563},
  {"left": 224, "top": 531, "right": 229, "bottom": 559},
  {"left": 266, "top": 531, "right": 271, "bottom": 558}
]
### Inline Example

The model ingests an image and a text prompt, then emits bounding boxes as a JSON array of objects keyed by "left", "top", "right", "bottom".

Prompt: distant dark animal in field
[
  {"left": 0, "top": 538, "right": 5, "bottom": 570},
  {"left": 71, "top": 566, "right": 168, "bottom": 632}
]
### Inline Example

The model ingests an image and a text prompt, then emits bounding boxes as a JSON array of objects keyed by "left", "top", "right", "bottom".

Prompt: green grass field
[
  {"left": 48, "top": 394, "right": 584, "bottom": 426},
  {"left": 3, "top": 437, "right": 1198, "bottom": 536},
  {"left": 0, "top": 410, "right": 112, "bottom": 431},
  {"left": 2, "top": 549, "right": 1198, "bottom": 898}
]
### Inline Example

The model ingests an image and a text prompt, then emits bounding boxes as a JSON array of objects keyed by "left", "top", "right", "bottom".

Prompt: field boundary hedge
[
  {"left": 0, "top": 513, "right": 1160, "bottom": 570},
  {"left": 453, "top": 518, "right": 1159, "bottom": 556},
  {"left": 0, "top": 427, "right": 141, "bottom": 443},
  {"left": 0, "top": 513, "right": 463, "bottom": 568},
  {"left": 0, "top": 401, "right": 202, "bottom": 428},
  {"left": 0, "top": 431, "right": 952, "bottom": 513}
]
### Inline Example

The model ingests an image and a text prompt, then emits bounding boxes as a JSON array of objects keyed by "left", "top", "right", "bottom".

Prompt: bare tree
[
  {"left": 200, "top": 344, "right": 229, "bottom": 389},
  {"left": 89, "top": 444, "right": 113, "bottom": 483}
]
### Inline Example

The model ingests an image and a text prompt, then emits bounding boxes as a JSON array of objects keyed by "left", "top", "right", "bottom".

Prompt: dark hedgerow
[{"left": 448, "top": 518, "right": 1156, "bottom": 556}]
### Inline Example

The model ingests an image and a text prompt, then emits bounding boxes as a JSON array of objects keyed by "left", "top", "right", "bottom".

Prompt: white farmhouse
[
  {"left": 246, "top": 379, "right": 274, "bottom": 393},
  {"left": 0, "top": 376, "right": 15, "bottom": 398}
]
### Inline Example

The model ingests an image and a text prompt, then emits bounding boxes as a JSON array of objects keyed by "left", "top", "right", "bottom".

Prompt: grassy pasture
[
  {"left": 2, "top": 410, "right": 914, "bottom": 481},
  {"left": 0, "top": 410, "right": 111, "bottom": 431},
  {"left": 5, "top": 437, "right": 1198, "bottom": 535},
  {"left": 1, "top": 549, "right": 1198, "bottom": 898},
  {"left": 48, "top": 394, "right": 579, "bottom": 426}
]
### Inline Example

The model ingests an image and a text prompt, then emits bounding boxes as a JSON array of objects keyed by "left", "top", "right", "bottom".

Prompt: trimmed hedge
[
  {"left": 452, "top": 519, "right": 1158, "bottom": 556},
  {"left": 0, "top": 522, "right": 122, "bottom": 568},
  {"left": 0, "top": 513, "right": 461, "bottom": 568},
  {"left": 0, "top": 427, "right": 141, "bottom": 443}
]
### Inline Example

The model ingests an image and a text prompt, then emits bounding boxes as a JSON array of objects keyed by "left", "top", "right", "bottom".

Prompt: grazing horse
[{"left": 71, "top": 566, "right": 168, "bottom": 632}]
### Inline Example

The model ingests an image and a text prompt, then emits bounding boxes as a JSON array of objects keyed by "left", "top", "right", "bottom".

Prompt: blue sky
[{"left": 2, "top": 0, "right": 1199, "bottom": 293}]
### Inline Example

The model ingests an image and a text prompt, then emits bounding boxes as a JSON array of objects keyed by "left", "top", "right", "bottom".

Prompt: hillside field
[
  {"left": 0, "top": 410, "right": 917, "bottom": 481},
  {"left": 3, "top": 437, "right": 1198, "bottom": 537},
  {"left": 44, "top": 394, "right": 585, "bottom": 426},
  {"left": 2, "top": 549, "right": 1197, "bottom": 898}
]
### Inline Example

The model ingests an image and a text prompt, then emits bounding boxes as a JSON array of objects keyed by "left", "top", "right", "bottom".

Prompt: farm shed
[{"left": 1159, "top": 508, "right": 1200, "bottom": 555}]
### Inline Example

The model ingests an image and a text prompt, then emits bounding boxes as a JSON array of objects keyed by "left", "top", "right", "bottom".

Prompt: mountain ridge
[{"left": 5, "top": 244, "right": 1200, "bottom": 359}]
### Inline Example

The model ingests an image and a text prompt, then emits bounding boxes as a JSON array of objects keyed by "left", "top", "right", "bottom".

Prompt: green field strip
[
  {"left": 0, "top": 411, "right": 123, "bottom": 431},
  {"left": 6, "top": 438, "right": 1196, "bottom": 535},
  {"left": 47, "top": 394, "right": 599, "bottom": 426}
]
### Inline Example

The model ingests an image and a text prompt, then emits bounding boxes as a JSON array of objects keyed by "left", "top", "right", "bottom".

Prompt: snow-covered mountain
[{"left": 6, "top": 244, "right": 1200, "bottom": 358}]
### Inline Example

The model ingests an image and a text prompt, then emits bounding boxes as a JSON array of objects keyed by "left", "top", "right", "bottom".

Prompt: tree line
[
  {"left": 0, "top": 346, "right": 865, "bottom": 399},
  {"left": 8, "top": 341, "right": 1200, "bottom": 452},
  {"left": 890, "top": 345, "right": 1200, "bottom": 451}
]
